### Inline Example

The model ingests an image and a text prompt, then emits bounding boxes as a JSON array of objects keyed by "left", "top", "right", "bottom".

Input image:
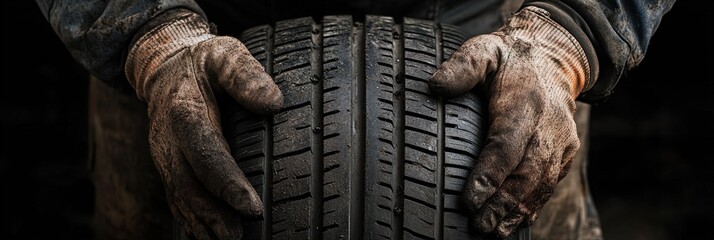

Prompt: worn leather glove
[
  {"left": 125, "top": 10, "right": 282, "bottom": 239},
  {"left": 430, "top": 6, "right": 591, "bottom": 238}
]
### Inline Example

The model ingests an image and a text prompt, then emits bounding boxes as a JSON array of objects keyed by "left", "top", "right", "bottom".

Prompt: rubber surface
[{"left": 224, "top": 15, "right": 526, "bottom": 240}]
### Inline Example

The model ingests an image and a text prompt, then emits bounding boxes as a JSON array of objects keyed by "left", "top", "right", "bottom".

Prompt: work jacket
[{"left": 36, "top": 0, "right": 675, "bottom": 102}]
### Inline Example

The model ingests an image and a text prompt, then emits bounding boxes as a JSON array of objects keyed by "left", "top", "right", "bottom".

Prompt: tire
[{"left": 223, "top": 15, "right": 526, "bottom": 240}]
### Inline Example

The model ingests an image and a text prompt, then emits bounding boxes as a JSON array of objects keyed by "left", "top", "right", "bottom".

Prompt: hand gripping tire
[{"left": 223, "top": 15, "right": 528, "bottom": 240}]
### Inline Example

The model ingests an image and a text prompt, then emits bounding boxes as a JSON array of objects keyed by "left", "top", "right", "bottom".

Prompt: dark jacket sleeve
[
  {"left": 525, "top": 0, "right": 676, "bottom": 102},
  {"left": 35, "top": 0, "right": 205, "bottom": 90}
]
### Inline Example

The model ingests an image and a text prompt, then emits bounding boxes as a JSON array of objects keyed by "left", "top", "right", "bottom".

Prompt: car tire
[{"left": 223, "top": 15, "right": 527, "bottom": 240}]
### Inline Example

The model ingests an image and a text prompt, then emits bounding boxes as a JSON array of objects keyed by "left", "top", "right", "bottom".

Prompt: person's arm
[
  {"left": 524, "top": 0, "right": 677, "bottom": 101},
  {"left": 429, "top": 0, "right": 675, "bottom": 238},
  {"left": 35, "top": 0, "right": 204, "bottom": 89},
  {"left": 36, "top": 1, "right": 283, "bottom": 239}
]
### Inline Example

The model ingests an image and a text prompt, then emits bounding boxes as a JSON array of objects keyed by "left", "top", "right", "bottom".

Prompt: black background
[{"left": 1, "top": 1, "right": 712, "bottom": 239}]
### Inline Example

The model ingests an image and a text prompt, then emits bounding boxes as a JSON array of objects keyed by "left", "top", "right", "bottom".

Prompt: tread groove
[
  {"left": 349, "top": 19, "right": 366, "bottom": 240},
  {"left": 434, "top": 22, "right": 445, "bottom": 240},
  {"left": 392, "top": 19, "right": 406, "bottom": 240},
  {"left": 264, "top": 25, "right": 275, "bottom": 240},
  {"left": 310, "top": 20, "right": 324, "bottom": 240}
]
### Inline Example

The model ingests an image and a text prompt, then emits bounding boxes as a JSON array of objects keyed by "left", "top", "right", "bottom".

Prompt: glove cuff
[
  {"left": 506, "top": 6, "right": 591, "bottom": 98},
  {"left": 523, "top": 1, "right": 600, "bottom": 98},
  {"left": 125, "top": 10, "right": 214, "bottom": 101}
]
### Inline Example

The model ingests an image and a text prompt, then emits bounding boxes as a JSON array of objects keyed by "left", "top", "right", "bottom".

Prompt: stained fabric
[{"left": 37, "top": 0, "right": 676, "bottom": 239}]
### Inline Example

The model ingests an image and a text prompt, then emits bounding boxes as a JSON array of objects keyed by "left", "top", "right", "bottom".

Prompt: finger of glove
[
  {"left": 470, "top": 130, "right": 551, "bottom": 233},
  {"left": 148, "top": 120, "right": 205, "bottom": 238},
  {"left": 523, "top": 139, "right": 579, "bottom": 226},
  {"left": 167, "top": 198, "right": 196, "bottom": 240},
  {"left": 497, "top": 141, "right": 578, "bottom": 237},
  {"left": 495, "top": 179, "right": 558, "bottom": 239},
  {"left": 154, "top": 136, "right": 241, "bottom": 240},
  {"left": 169, "top": 81, "right": 263, "bottom": 217},
  {"left": 200, "top": 36, "right": 283, "bottom": 114},
  {"left": 429, "top": 34, "right": 503, "bottom": 98},
  {"left": 462, "top": 59, "right": 539, "bottom": 213},
  {"left": 494, "top": 152, "right": 562, "bottom": 239},
  {"left": 173, "top": 200, "right": 215, "bottom": 240},
  {"left": 166, "top": 181, "right": 214, "bottom": 240},
  {"left": 173, "top": 154, "right": 244, "bottom": 240},
  {"left": 187, "top": 187, "right": 243, "bottom": 240},
  {"left": 557, "top": 141, "right": 579, "bottom": 181}
]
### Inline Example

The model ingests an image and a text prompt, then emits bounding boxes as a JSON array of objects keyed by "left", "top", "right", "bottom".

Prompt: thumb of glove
[
  {"left": 197, "top": 37, "right": 284, "bottom": 114},
  {"left": 429, "top": 34, "right": 504, "bottom": 98}
]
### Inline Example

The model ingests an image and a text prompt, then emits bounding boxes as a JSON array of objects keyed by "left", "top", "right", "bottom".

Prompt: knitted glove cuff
[
  {"left": 125, "top": 10, "right": 214, "bottom": 100},
  {"left": 507, "top": 6, "right": 591, "bottom": 97}
]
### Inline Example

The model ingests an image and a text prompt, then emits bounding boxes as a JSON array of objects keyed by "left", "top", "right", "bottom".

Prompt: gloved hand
[
  {"left": 430, "top": 6, "right": 592, "bottom": 238},
  {"left": 125, "top": 10, "right": 283, "bottom": 239}
]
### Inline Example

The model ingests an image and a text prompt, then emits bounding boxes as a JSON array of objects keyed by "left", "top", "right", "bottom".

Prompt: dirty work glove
[
  {"left": 430, "top": 6, "right": 592, "bottom": 238},
  {"left": 125, "top": 10, "right": 283, "bottom": 239}
]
